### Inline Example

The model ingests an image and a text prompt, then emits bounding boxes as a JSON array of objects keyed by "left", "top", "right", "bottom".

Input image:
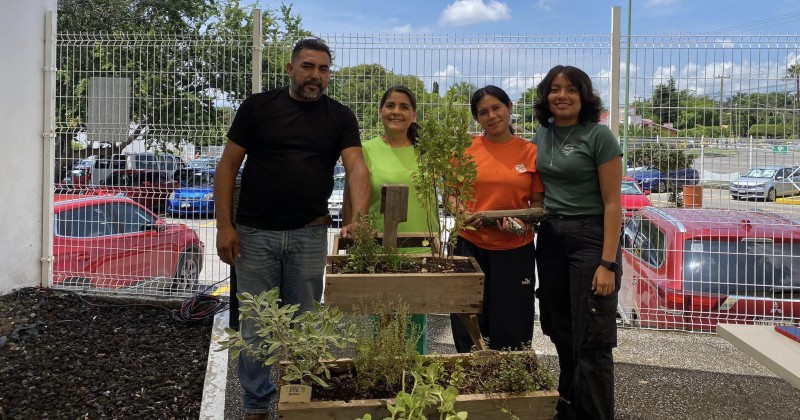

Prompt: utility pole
[{"left": 715, "top": 75, "right": 730, "bottom": 138}]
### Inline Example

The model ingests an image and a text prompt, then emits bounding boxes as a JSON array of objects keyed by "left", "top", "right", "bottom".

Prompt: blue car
[
  {"left": 631, "top": 166, "right": 699, "bottom": 193},
  {"left": 167, "top": 169, "right": 215, "bottom": 216}
]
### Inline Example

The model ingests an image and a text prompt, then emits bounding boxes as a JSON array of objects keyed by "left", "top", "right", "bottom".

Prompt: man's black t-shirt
[{"left": 227, "top": 87, "right": 361, "bottom": 230}]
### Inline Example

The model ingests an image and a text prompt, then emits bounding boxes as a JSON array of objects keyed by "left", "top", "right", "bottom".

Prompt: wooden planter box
[
  {"left": 277, "top": 353, "right": 559, "bottom": 420},
  {"left": 324, "top": 255, "right": 484, "bottom": 315}
]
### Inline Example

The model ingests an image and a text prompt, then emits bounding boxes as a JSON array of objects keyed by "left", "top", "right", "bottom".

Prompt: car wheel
[
  {"left": 657, "top": 180, "right": 667, "bottom": 192},
  {"left": 173, "top": 248, "right": 201, "bottom": 292},
  {"left": 766, "top": 188, "right": 776, "bottom": 202}
]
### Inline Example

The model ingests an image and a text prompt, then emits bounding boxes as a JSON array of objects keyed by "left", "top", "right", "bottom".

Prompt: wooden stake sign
[{"left": 379, "top": 184, "right": 408, "bottom": 249}]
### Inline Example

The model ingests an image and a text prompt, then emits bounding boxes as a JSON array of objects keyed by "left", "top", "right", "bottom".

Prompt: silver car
[{"left": 729, "top": 165, "right": 800, "bottom": 201}]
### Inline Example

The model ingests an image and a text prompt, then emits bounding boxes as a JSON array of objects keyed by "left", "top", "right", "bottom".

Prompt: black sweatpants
[
  {"left": 449, "top": 236, "right": 536, "bottom": 353},
  {"left": 536, "top": 215, "right": 622, "bottom": 420}
]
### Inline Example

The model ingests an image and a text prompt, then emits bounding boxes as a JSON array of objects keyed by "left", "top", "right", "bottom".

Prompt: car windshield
[
  {"left": 183, "top": 172, "right": 214, "bottom": 187},
  {"left": 621, "top": 181, "right": 643, "bottom": 195},
  {"left": 683, "top": 239, "right": 800, "bottom": 295},
  {"left": 742, "top": 168, "right": 777, "bottom": 178}
]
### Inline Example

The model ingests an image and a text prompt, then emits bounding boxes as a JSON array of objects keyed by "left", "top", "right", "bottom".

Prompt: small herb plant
[
  {"left": 415, "top": 95, "right": 477, "bottom": 258},
  {"left": 352, "top": 300, "right": 423, "bottom": 392},
  {"left": 343, "top": 212, "right": 413, "bottom": 273},
  {"left": 357, "top": 359, "right": 469, "bottom": 420},
  {"left": 217, "top": 287, "right": 357, "bottom": 387}
]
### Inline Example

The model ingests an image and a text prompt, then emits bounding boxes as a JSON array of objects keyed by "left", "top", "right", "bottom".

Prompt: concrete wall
[{"left": 0, "top": 0, "right": 58, "bottom": 294}]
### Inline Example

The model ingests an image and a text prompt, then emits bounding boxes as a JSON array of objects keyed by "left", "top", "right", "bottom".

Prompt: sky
[
  {"left": 244, "top": 1, "right": 800, "bottom": 103},
  {"left": 264, "top": 0, "right": 800, "bottom": 36}
]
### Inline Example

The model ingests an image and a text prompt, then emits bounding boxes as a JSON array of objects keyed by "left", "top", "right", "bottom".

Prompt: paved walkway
[{"left": 223, "top": 315, "right": 800, "bottom": 419}]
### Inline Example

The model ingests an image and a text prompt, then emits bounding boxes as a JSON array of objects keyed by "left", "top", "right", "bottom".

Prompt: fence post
[
  {"left": 609, "top": 6, "right": 621, "bottom": 141},
  {"left": 252, "top": 9, "right": 262, "bottom": 94},
  {"left": 41, "top": 10, "right": 56, "bottom": 288}
]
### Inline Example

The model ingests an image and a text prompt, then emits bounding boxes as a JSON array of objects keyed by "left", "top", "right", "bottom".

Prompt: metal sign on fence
[{"left": 773, "top": 145, "right": 789, "bottom": 154}]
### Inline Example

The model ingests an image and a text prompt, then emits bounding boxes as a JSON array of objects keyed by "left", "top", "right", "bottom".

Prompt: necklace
[
  {"left": 382, "top": 134, "right": 411, "bottom": 148},
  {"left": 549, "top": 125, "right": 577, "bottom": 167}
]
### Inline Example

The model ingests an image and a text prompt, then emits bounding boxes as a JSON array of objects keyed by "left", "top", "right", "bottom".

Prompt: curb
[{"left": 199, "top": 309, "right": 230, "bottom": 419}]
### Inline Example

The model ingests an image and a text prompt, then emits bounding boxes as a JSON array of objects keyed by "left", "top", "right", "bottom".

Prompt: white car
[{"left": 328, "top": 173, "right": 345, "bottom": 227}]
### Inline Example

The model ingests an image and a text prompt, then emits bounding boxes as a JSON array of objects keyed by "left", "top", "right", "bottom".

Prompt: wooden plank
[
  {"left": 475, "top": 207, "right": 547, "bottom": 225},
  {"left": 717, "top": 323, "right": 800, "bottom": 389},
  {"left": 379, "top": 184, "right": 409, "bottom": 249},
  {"left": 324, "top": 274, "right": 484, "bottom": 314}
]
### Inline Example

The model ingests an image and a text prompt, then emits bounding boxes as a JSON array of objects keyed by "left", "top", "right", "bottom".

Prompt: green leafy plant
[
  {"left": 415, "top": 96, "right": 477, "bottom": 259},
  {"left": 344, "top": 212, "right": 383, "bottom": 273},
  {"left": 217, "top": 287, "right": 357, "bottom": 387},
  {"left": 343, "top": 212, "right": 413, "bottom": 273},
  {"left": 352, "top": 301, "right": 423, "bottom": 392},
  {"left": 357, "top": 359, "right": 469, "bottom": 420}
]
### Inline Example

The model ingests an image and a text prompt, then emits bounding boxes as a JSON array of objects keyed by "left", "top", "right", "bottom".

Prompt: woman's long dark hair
[
  {"left": 379, "top": 85, "right": 421, "bottom": 144},
  {"left": 470, "top": 85, "right": 515, "bottom": 134},
  {"left": 533, "top": 65, "right": 603, "bottom": 127}
]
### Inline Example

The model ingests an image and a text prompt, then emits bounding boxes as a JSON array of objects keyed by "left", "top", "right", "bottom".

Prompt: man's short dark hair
[{"left": 291, "top": 38, "right": 332, "bottom": 62}]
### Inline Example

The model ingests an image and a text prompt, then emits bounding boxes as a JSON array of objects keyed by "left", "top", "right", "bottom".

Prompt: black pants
[
  {"left": 450, "top": 236, "right": 536, "bottom": 353},
  {"left": 536, "top": 215, "right": 621, "bottom": 420}
]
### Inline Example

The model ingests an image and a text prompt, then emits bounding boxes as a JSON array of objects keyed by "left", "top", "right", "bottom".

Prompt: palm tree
[{"left": 787, "top": 64, "right": 800, "bottom": 137}]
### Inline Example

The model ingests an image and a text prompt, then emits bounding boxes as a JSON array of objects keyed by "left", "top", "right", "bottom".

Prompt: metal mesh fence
[{"left": 51, "top": 29, "right": 800, "bottom": 331}]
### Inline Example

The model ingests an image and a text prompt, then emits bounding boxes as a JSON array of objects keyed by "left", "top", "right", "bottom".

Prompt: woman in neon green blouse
[{"left": 345, "top": 85, "right": 439, "bottom": 353}]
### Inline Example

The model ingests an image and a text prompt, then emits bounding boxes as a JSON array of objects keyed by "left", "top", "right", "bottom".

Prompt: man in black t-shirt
[{"left": 213, "top": 38, "right": 370, "bottom": 418}]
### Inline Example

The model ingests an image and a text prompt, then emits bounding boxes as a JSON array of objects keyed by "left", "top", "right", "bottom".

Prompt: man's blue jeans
[{"left": 234, "top": 223, "right": 328, "bottom": 413}]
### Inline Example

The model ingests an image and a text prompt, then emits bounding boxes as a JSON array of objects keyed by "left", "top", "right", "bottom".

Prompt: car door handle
[{"left": 75, "top": 254, "right": 90, "bottom": 262}]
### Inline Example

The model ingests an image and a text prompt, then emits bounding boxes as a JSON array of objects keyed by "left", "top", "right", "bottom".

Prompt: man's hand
[{"left": 216, "top": 225, "right": 240, "bottom": 265}]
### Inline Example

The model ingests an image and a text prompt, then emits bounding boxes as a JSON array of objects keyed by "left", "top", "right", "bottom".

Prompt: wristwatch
[{"left": 599, "top": 259, "right": 618, "bottom": 272}]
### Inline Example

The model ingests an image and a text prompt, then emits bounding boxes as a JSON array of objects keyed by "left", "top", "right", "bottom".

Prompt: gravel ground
[
  {"left": 0, "top": 287, "right": 213, "bottom": 419},
  {"left": 225, "top": 314, "right": 800, "bottom": 420}
]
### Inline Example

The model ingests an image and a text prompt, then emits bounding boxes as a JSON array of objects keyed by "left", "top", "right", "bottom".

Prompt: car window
[
  {"left": 333, "top": 174, "right": 345, "bottom": 190},
  {"left": 108, "top": 202, "right": 155, "bottom": 234},
  {"left": 632, "top": 219, "right": 666, "bottom": 267},
  {"left": 622, "top": 215, "right": 641, "bottom": 249},
  {"left": 55, "top": 204, "right": 112, "bottom": 238},
  {"left": 621, "top": 181, "right": 642, "bottom": 195},
  {"left": 683, "top": 239, "right": 800, "bottom": 294}
]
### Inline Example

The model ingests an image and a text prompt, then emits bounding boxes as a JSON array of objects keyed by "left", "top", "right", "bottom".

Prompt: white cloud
[
  {"left": 536, "top": 0, "right": 554, "bottom": 12},
  {"left": 387, "top": 24, "right": 414, "bottom": 34},
  {"left": 439, "top": 0, "right": 512, "bottom": 27}
]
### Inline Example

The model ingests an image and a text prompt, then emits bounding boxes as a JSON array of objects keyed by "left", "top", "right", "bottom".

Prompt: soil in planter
[
  {"left": 307, "top": 352, "right": 554, "bottom": 402},
  {"left": 330, "top": 257, "right": 476, "bottom": 275},
  {"left": 0, "top": 287, "right": 213, "bottom": 418}
]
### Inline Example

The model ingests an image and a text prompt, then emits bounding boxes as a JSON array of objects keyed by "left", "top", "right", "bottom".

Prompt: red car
[
  {"left": 620, "top": 176, "right": 651, "bottom": 220},
  {"left": 619, "top": 208, "right": 800, "bottom": 331},
  {"left": 89, "top": 169, "right": 179, "bottom": 212},
  {"left": 52, "top": 194, "right": 204, "bottom": 290}
]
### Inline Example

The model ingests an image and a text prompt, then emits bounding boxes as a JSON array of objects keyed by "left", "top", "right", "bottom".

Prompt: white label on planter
[{"left": 278, "top": 384, "right": 312, "bottom": 403}]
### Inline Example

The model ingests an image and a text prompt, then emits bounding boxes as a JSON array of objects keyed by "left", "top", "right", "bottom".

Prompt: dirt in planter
[
  {"left": 0, "top": 287, "right": 213, "bottom": 418},
  {"left": 330, "top": 257, "right": 476, "bottom": 274}
]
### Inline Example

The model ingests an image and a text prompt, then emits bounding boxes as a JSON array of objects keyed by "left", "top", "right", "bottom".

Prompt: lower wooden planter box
[{"left": 277, "top": 354, "right": 560, "bottom": 420}]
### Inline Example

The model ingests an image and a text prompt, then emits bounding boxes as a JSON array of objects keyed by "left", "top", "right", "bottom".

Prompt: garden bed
[{"left": 0, "top": 287, "right": 212, "bottom": 418}]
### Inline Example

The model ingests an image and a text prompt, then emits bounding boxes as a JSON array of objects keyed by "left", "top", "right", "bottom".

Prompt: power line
[{"left": 701, "top": 11, "right": 800, "bottom": 34}]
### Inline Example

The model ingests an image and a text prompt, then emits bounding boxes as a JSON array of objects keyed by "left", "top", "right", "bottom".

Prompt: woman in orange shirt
[{"left": 449, "top": 85, "right": 544, "bottom": 352}]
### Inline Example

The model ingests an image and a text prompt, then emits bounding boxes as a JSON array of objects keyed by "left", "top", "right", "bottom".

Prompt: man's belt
[{"left": 306, "top": 214, "right": 333, "bottom": 227}]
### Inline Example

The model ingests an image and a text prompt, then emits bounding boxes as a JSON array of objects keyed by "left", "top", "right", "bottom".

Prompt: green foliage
[
  {"left": 357, "top": 360, "right": 468, "bottom": 420},
  {"left": 217, "top": 288, "right": 356, "bottom": 387},
  {"left": 352, "top": 302, "right": 422, "bottom": 392},
  {"left": 626, "top": 142, "right": 694, "bottom": 173},
  {"left": 749, "top": 123, "right": 793, "bottom": 139},
  {"left": 342, "top": 213, "right": 413, "bottom": 273},
  {"left": 415, "top": 98, "right": 477, "bottom": 258},
  {"left": 651, "top": 78, "right": 679, "bottom": 124}
]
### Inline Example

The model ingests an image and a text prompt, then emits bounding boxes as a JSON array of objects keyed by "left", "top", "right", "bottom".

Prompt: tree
[
  {"left": 627, "top": 143, "right": 694, "bottom": 174},
  {"left": 651, "top": 78, "right": 679, "bottom": 125},
  {"left": 787, "top": 64, "right": 800, "bottom": 138},
  {"left": 54, "top": 0, "right": 309, "bottom": 181}
]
